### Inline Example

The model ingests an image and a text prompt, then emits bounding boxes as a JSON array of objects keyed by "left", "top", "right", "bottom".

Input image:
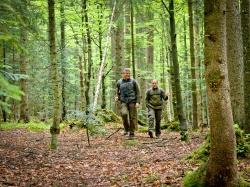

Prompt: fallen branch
[{"left": 105, "top": 128, "right": 122, "bottom": 139}]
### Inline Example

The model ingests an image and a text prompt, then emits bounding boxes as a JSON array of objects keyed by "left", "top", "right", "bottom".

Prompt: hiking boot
[
  {"left": 155, "top": 132, "right": 161, "bottom": 138},
  {"left": 155, "top": 134, "right": 160, "bottom": 139},
  {"left": 123, "top": 131, "right": 128, "bottom": 136},
  {"left": 148, "top": 131, "right": 154, "bottom": 138}
]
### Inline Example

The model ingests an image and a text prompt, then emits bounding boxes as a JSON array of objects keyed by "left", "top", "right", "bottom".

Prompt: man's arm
[
  {"left": 115, "top": 81, "right": 120, "bottom": 101},
  {"left": 161, "top": 89, "right": 168, "bottom": 100},
  {"left": 145, "top": 89, "right": 150, "bottom": 102},
  {"left": 134, "top": 80, "right": 141, "bottom": 104}
]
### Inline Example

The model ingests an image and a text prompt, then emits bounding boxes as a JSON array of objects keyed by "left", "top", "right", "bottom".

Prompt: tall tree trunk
[
  {"left": 70, "top": 22, "right": 86, "bottom": 112},
  {"left": 1, "top": 42, "right": 7, "bottom": 122},
  {"left": 194, "top": 0, "right": 204, "bottom": 126},
  {"left": 130, "top": 0, "right": 135, "bottom": 78},
  {"left": 101, "top": 75, "right": 106, "bottom": 109},
  {"left": 79, "top": 55, "right": 85, "bottom": 111},
  {"left": 146, "top": 11, "right": 154, "bottom": 71},
  {"left": 161, "top": 7, "right": 174, "bottom": 121},
  {"left": 92, "top": 1, "right": 116, "bottom": 112},
  {"left": 74, "top": 67, "right": 78, "bottom": 113},
  {"left": 112, "top": 0, "right": 124, "bottom": 113},
  {"left": 60, "top": 0, "right": 66, "bottom": 120},
  {"left": 137, "top": 15, "right": 146, "bottom": 110},
  {"left": 124, "top": 3, "right": 131, "bottom": 68},
  {"left": 241, "top": 0, "right": 250, "bottom": 133},
  {"left": 80, "top": 5, "right": 86, "bottom": 111},
  {"left": 200, "top": 13, "right": 209, "bottom": 125},
  {"left": 160, "top": 21, "right": 169, "bottom": 122},
  {"left": 167, "top": 50, "right": 175, "bottom": 121},
  {"left": 97, "top": 2, "right": 106, "bottom": 109},
  {"left": 188, "top": 0, "right": 198, "bottom": 129},
  {"left": 12, "top": 47, "right": 19, "bottom": 121},
  {"left": 48, "top": 0, "right": 60, "bottom": 149},
  {"left": 19, "top": 28, "right": 30, "bottom": 123},
  {"left": 161, "top": 39, "right": 166, "bottom": 90},
  {"left": 169, "top": 0, "right": 187, "bottom": 130},
  {"left": 204, "top": 0, "right": 238, "bottom": 186},
  {"left": 226, "top": 0, "right": 245, "bottom": 128},
  {"left": 183, "top": 15, "right": 190, "bottom": 121},
  {"left": 83, "top": 0, "right": 92, "bottom": 110},
  {"left": 169, "top": 48, "right": 178, "bottom": 120}
]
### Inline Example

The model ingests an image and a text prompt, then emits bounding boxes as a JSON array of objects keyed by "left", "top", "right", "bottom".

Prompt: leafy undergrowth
[{"left": 0, "top": 123, "right": 249, "bottom": 187}]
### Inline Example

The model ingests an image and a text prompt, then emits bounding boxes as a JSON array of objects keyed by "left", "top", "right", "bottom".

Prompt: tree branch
[
  {"left": 103, "top": 64, "right": 114, "bottom": 78},
  {"left": 161, "top": 0, "right": 170, "bottom": 14}
]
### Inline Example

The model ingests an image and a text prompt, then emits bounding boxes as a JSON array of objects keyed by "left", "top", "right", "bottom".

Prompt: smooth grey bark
[
  {"left": 169, "top": 0, "right": 187, "bottom": 130},
  {"left": 130, "top": 0, "right": 135, "bottom": 78},
  {"left": 183, "top": 15, "right": 190, "bottom": 121},
  {"left": 146, "top": 10, "right": 154, "bottom": 71},
  {"left": 188, "top": 0, "right": 198, "bottom": 129},
  {"left": 124, "top": 3, "right": 131, "bottom": 68},
  {"left": 1, "top": 42, "right": 7, "bottom": 122},
  {"left": 48, "top": 0, "right": 61, "bottom": 149},
  {"left": 82, "top": 0, "right": 92, "bottom": 110},
  {"left": 194, "top": 0, "right": 204, "bottom": 126},
  {"left": 60, "top": 0, "right": 66, "bottom": 120},
  {"left": 19, "top": 28, "right": 30, "bottom": 123},
  {"left": 111, "top": 1, "right": 124, "bottom": 113}
]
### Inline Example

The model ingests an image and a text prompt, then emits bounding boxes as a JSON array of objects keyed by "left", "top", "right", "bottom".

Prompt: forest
[{"left": 0, "top": 0, "right": 250, "bottom": 186}]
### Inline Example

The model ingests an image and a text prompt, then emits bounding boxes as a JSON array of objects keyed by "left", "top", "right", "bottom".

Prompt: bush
[
  {"left": 183, "top": 164, "right": 206, "bottom": 187},
  {"left": 234, "top": 124, "right": 250, "bottom": 158},
  {"left": 66, "top": 110, "right": 102, "bottom": 132},
  {"left": 184, "top": 165, "right": 250, "bottom": 187},
  {"left": 240, "top": 177, "right": 250, "bottom": 187},
  {"left": 65, "top": 109, "right": 121, "bottom": 135},
  {"left": 167, "top": 120, "right": 180, "bottom": 131},
  {"left": 186, "top": 134, "right": 210, "bottom": 163},
  {"left": 187, "top": 125, "right": 249, "bottom": 163}
]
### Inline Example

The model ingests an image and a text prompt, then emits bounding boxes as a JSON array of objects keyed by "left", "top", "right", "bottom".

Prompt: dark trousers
[
  {"left": 148, "top": 107, "right": 162, "bottom": 135},
  {"left": 120, "top": 102, "right": 137, "bottom": 134}
]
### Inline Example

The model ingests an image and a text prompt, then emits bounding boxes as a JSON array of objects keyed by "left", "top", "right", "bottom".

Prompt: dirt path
[{"left": 0, "top": 124, "right": 209, "bottom": 187}]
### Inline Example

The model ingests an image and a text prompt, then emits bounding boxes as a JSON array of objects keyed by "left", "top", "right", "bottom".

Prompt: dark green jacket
[{"left": 145, "top": 88, "right": 168, "bottom": 109}]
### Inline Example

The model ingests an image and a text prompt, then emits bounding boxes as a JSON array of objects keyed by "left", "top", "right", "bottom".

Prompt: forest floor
[{"left": 0, "top": 123, "right": 249, "bottom": 187}]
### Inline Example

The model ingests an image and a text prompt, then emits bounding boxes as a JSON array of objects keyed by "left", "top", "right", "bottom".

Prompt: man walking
[
  {"left": 146, "top": 80, "right": 168, "bottom": 138},
  {"left": 115, "top": 68, "right": 140, "bottom": 138}
]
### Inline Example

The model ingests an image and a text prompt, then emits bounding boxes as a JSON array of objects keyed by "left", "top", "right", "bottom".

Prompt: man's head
[
  {"left": 122, "top": 68, "right": 131, "bottom": 80},
  {"left": 151, "top": 79, "right": 158, "bottom": 89}
]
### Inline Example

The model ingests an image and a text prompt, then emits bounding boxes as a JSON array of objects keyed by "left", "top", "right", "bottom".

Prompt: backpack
[
  {"left": 147, "top": 88, "right": 164, "bottom": 106},
  {"left": 117, "top": 79, "right": 137, "bottom": 92},
  {"left": 148, "top": 88, "right": 164, "bottom": 100}
]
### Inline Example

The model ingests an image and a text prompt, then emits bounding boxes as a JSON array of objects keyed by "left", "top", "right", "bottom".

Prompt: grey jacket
[{"left": 116, "top": 78, "right": 140, "bottom": 104}]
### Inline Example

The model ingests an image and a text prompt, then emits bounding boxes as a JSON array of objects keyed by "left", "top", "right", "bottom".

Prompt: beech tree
[
  {"left": 48, "top": 0, "right": 61, "bottom": 149},
  {"left": 204, "top": 0, "right": 238, "bottom": 185},
  {"left": 188, "top": 0, "right": 198, "bottom": 129},
  {"left": 241, "top": 0, "right": 250, "bottom": 133},
  {"left": 226, "top": 0, "right": 245, "bottom": 128}
]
